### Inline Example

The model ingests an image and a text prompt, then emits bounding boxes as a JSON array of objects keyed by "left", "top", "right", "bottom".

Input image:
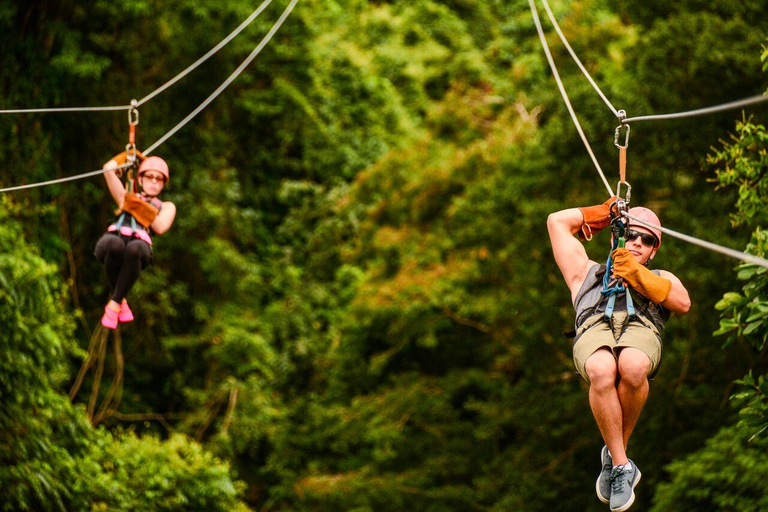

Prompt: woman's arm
[
  {"left": 151, "top": 202, "right": 176, "bottom": 235},
  {"left": 103, "top": 159, "right": 126, "bottom": 206}
]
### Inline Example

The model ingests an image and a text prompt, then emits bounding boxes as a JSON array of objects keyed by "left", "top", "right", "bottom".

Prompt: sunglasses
[
  {"left": 141, "top": 173, "right": 166, "bottom": 184},
  {"left": 625, "top": 229, "right": 658, "bottom": 248}
]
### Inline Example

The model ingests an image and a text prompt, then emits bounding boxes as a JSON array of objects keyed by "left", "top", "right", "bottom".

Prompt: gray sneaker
[
  {"left": 596, "top": 445, "right": 612, "bottom": 504},
  {"left": 609, "top": 460, "right": 641, "bottom": 512}
]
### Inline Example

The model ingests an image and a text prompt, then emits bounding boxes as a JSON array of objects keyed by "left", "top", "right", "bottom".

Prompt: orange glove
[
  {"left": 577, "top": 196, "right": 617, "bottom": 240},
  {"left": 103, "top": 149, "right": 146, "bottom": 168},
  {"left": 119, "top": 192, "right": 160, "bottom": 228},
  {"left": 611, "top": 248, "right": 671, "bottom": 304}
]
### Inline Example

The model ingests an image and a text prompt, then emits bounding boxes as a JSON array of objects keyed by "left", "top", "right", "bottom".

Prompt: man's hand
[
  {"left": 612, "top": 248, "right": 671, "bottom": 304},
  {"left": 578, "top": 196, "right": 617, "bottom": 240}
]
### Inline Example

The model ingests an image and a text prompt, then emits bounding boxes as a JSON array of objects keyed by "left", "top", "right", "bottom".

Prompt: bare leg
[
  {"left": 617, "top": 348, "right": 651, "bottom": 450},
  {"left": 585, "top": 348, "right": 628, "bottom": 466}
]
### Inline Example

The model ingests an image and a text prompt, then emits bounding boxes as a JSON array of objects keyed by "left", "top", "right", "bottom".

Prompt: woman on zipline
[{"left": 94, "top": 151, "right": 176, "bottom": 329}]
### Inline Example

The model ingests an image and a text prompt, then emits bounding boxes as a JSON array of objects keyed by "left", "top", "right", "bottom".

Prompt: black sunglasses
[{"left": 625, "top": 229, "right": 658, "bottom": 248}]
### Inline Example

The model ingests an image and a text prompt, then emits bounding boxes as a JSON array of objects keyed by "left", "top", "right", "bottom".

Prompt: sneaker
[
  {"left": 596, "top": 445, "right": 612, "bottom": 504},
  {"left": 101, "top": 305, "right": 119, "bottom": 330},
  {"left": 609, "top": 460, "right": 641, "bottom": 512},
  {"left": 118, "top": 300, "right": 134, "bottom": 323}
]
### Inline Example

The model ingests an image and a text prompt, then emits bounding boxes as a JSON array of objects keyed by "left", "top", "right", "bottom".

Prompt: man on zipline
[{"left": 548, "top": 198, "right": 690, "bottom": 512}]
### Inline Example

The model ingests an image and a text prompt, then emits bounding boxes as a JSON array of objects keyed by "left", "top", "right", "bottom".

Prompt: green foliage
[
  {"left": 3, "top": 1, "right": 768, "bottom": 510},
  {"left": 0, "top": 202, "right": 248, "bottom": 511},
  {"left": 731, "top": 372, "right": 768, "bottom": 442},
  {"left": 708, "top": 118, "right": 768, "bottom": 227},
  {"left": 712, "top": 232, "right": 768, "bottom": 349},
  {"left": 653, "top": 37, "right": 768, "bottom": 512},
  {"left": 651, "top": 422, "right": 768, "bottom": 512},
  {"left": 78, "top": 432, "right": 249, "bottom": 512}
]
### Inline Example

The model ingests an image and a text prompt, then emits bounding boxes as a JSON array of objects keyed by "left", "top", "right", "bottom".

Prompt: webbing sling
[{"left": 601, "top": 218, "right": 635, "bottom": 320}]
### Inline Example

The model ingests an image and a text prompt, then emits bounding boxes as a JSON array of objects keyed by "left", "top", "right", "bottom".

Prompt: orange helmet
[
  {"left": 628, "top": 206, "right": 661, "bottom": 249},
  {"left": 138, "top": 156, "right": 169, "bottom": 183}
]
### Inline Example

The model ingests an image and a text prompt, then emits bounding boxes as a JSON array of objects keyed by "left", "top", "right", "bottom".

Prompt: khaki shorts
[{"left": 572, "top": 311, "right": 662, "bottom": 383}]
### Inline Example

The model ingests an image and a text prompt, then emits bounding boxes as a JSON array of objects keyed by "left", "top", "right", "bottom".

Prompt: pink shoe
[
  {"left": 102, "top": 306, "right": 119, "bottom": 329},
  {"left": 119, "top": 301, "right": 134, "bottom": 323}
]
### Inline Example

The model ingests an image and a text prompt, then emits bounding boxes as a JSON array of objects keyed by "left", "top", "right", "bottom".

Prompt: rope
[
  {"left": 623, "top": 94, "right": 768, "bottom": 123},
  {"left": 0, "top": 0, "right": 275, "bottom": 114},
  {"left": 528, "top": 0, "right": 613, "bottom": 196},
  {"left": 538, "top": 0, "right": 619, "bottom": 117},
  {"left": 144, "top": 0, "right": 299, "bottom": 156},
  {"left": 623, "top": 211, "right": 768, "bottom": 269},
  {"left": 136, "top": 0, "right": 274, "bottom": 106},
  {"left": 0, "top": 163, "right": 132, "bottom": 194}
]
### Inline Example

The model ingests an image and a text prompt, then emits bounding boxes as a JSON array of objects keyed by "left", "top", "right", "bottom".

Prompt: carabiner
[
  {"left": 125, "top": 142, "right": 138, "bottom": 167},
  {"left": 614, "top": 180, "right": 631, "bottom": 205},
  {"left": 614, "top": 122, "right": 630, "bottom": 150},
  {"left": 125, "top": 99, "right": 140, "bottom": 167},
  {"left": 128, "top": 99, "right": 139, "bottom": 127}
]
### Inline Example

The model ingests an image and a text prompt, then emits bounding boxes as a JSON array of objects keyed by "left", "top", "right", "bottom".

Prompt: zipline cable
[
  {"left": 532, "top": 1, "right": 768, "bottom": 269},
  {"left": 135, "top": 0, "right": 274, "bottom": 106},
  {"left": 0, "top": 105, "right": 132, "bottom": 114},
  {"left": 623, "top": 94, "right": 768, "bottom": 123},
  {"left": 528, "top": 0, "right": 614, "bottom": 196},
  {"left": 539, "top": 1, "right": 768, "bottom": 124},
  {"left": 623, "top": 211, "right": 768, "bottom": 269},
  {"left": 0, "top": 0, "right": 274, "bottom": 114},
  {"left": 0, "top": 0, "right": 298, "bottom": 193},
  {"left": 143, "top": 0, "right": 299, "bottom": 156},
  {"left": 538, "top": 0, "right": 619, "bottom": 117},
  {"left": 0, "top": 163, "right": 133, "bottom": 193}
]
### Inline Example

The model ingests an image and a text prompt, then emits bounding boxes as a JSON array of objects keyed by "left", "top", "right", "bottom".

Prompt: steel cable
[
  {"left": 623, "top": 94, "right": 768, "bottom": 123},
  {"left": 528, "top": 0, "right": 614, "bottom": 196},
  {"left": 0, "top": 0, "right": 274, "bottom": 114},
  {"left": 538, "top": 0, "right": 768, "bottom": 125},
  {"left": 0, "top": 105, "right": 132, "bottom": 114},
  {"left": 538, "top": 0, "right": 619, "bottom": 117},
  {"left": 623, "top": 211, "right": 768, "bottom": 269},
  {"left": 0, "top": 0, "right": 298, "bottom": 193},
  {"left": 136, "top": 0, "right": 274, "bottom": 106},
  {"left": 144, "top": 0, "right": 299, "bottom": 156},
  {"left": 0, "top": 163, "right": 133, "bottom": 193}
]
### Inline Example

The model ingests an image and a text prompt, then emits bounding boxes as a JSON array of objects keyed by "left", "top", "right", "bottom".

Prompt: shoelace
[{"left": 610, "top": 466, "right": 630, "bottom": 493}]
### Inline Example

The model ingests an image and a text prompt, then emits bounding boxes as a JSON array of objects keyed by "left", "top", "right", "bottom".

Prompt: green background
[{"left": 1, "top": 0, "right": 768, "bottom": 510}]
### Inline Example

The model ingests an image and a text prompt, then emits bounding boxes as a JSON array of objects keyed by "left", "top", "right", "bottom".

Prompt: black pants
[{"left": 94, "top": 233, "right": 152, "bottom": 303}]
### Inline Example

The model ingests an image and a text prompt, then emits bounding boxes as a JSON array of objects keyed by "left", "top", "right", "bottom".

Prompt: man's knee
[
  {"left": 585, "top": 349, "right": 617, "bottom": 390},
  {"left": 618, "top": 348, "right": 651, "bottom": 387}
]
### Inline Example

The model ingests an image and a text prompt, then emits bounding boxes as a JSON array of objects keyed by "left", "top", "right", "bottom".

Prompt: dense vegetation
[{"left": 1, "top": 0, "right": 767, "bottom": 510}]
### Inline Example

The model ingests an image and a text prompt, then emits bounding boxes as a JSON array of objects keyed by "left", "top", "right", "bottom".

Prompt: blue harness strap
[{"left": 601, "top": 217, "right": 635, "bottom": 320}]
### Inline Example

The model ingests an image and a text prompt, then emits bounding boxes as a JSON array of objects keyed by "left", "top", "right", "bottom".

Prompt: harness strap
[
  {"left": 626, "top": 287, "right": 636, "bottom": 317},
  {"left": 619, "top": 146, "right": 627, "bottom": 184}
]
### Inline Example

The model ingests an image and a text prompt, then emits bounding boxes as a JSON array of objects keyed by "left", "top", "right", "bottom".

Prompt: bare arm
[
  {"left": 658, "top": 270, "right": 691, "bottom": 316},
  {"left": 151, "top": 202, "right": 176, "bottom": 235},
  {"left": 547, "top": 208, "right": 596, "bottom": 301},
  {"left": 103, "top": 160, "right": 126, "bottom": 206}
]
